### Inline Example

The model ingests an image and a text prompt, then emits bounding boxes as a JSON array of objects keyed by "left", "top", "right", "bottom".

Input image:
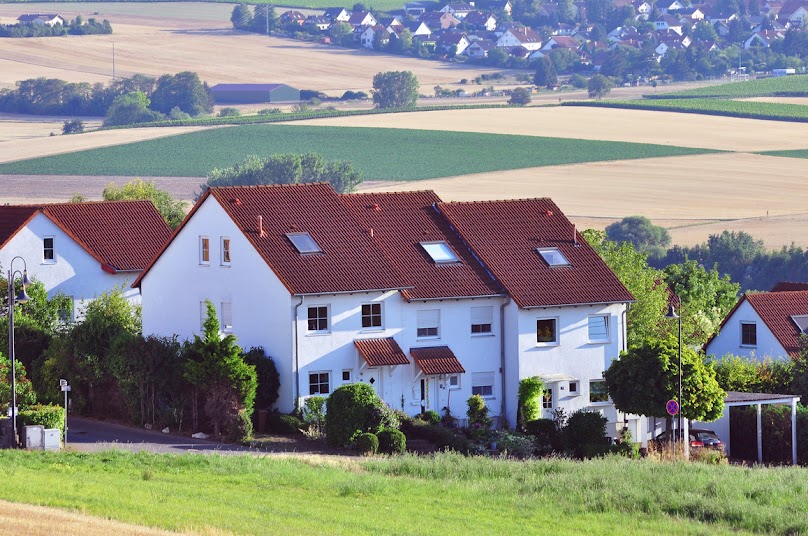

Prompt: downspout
[
  {"left": 499, "top": 296, "right": 510, "bottom": 428},
  {"left": 293, "top": 296, "right": 304, "bottom": 412},
  {"left": 622, "top": 304, "right": 629, "bottom": 352}
]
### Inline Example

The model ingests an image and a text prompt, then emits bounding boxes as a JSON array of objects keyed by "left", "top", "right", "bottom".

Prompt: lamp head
[
  {"left": 665, "top": 305, "right": 679, "bottom": 319},
  {"left": 21, "top": 269, "right": 31, "bottom": 287},
  {"left": 15, "top": 286, "right": 31, "bottom": 304}
]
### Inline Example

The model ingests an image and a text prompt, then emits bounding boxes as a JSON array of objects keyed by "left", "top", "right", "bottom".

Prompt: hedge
[{"left": 17, "top": 404, "right": 65, "bottom": 438}]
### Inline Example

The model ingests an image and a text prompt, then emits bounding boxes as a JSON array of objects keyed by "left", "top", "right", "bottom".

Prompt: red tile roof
[
  {"left": 437, "top": 198, "right": 634, "bottom": 308},
  {"left": 209, "top": 184, "right": 406, "bottom": 295},
  {"left": 355, "top": 337, "right": 410, "bottom": 367},
  {"left": 411, "top": 346, "right": 465, "bottom": 374},
  {"left": 771, "top": 281, "right": 808, "bottom": 292},
  {"left": 341, "top": 191, "right": 502, "bottom": 300},
  {"left": 746, "top": 291, "right": 808, "bottom": 356},
  {"left": 0, "top": 201, "right": 171, "bottom": 272}
]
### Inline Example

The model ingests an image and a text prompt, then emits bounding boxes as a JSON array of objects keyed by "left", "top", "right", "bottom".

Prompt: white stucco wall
[
  {"left": 705, "top": 300, "right": 788, "bottom": 360},
  {"left": 0, "top": 213, "right": 140, "bottom": 319}
]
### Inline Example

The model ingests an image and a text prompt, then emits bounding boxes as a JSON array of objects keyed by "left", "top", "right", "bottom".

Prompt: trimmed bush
[
  {"left": 268, "top": 412, "right": 304, "bottom": 434},
  {"left": 354, "top": 432, "right": 379, "bottom": 455},
  {"left": 325, "top": 383, "right": 388, "bottom": 447},
  {"left": 378, "top": 428, "right": 407, "bottom": 454},
  {"left": 18, "top": 404, "right": 65, "bottom": 438},
  {"left": 524, "top": 418, "right": 562, "bottom": 452},
  {"left": 564, "top": 410, "right": 609, "bottom": 458},
  {"left": 518, "top": 377, "right": 544, "bottom": 427},
  {"left": 420, "top": 410, "right": 440, "bottom": 425},
  {"left": 402, "top": 419, "right": 473, "bottom": 454}
]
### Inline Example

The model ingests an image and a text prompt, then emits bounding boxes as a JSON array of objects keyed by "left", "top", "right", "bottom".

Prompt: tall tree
[
  {"left": 102, "top": 178, "right": 187, "bottom": 229},
  {"left": 371, "top": 70, "right": 419, "bottom": 109},
  {"left": 587, "top": 74, "right": 613, "bottom": 99},
  {"left": 533, "top": 56, "right": 558, "bottom": 88},
  {"left": 605, "top": 215, "right": 670, "bottom": 254},
  {"left": 149, "top": 72, "right": 213, "bottom": 116},
  {"left": 230, "top": 3, "right": 253, "bottom": 30}
]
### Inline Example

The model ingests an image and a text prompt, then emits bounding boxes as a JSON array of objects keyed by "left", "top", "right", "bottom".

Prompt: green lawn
[
  {"left": 1, "top": 450, "right": 806, "bottom": 535},
  {"left": 0, "top": 124, "right": 715, "bottom": 180},
  {"left": 648, "top": 75, "right": 808, "bottom": 99}
]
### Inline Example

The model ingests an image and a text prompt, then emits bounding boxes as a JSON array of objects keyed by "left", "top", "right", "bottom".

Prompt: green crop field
[
  {"left": 646, "top": 75, "right": 808, "bottom": 99},
  {"left": 759, "top": 148, "right": 808, "bottom": 159},
  {"left": 0, "top": 124, "right": 714, "bottom": 180},
  {"left": 565, "top": 98, "right": 808, "bottom": 123},
  {"left": 1, "top": 450, "right": 807, "bottom": 535}
]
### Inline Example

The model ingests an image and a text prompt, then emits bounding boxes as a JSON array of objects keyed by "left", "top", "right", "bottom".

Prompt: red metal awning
[
  {"left": 354, "top": 337, "right": 410, "bottom": 367},
  {"left": 410, "top": 346, "right": 465, "bottom": 375}
]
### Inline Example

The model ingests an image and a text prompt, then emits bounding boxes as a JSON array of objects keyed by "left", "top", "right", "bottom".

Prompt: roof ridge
[
  {"left": 209, "top": 182, "right": 332, "bottom": 191},
  {"left": 439, "top": 196, "right": 554, "bottom": 205}
]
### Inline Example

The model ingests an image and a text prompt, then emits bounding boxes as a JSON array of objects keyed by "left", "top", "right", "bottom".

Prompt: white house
[
  {"left": 347, "top": 10, "right": 377, "bottom": 28},
  {"left": 496, "top": 27, "right": 542, "bottom": 50},
  {"left": 136, "top": 184, "right": 636, "bottom": 437},
  {"left": 323, "top": 7, "right": 351, "bottom": 22},
  {"left": 705, "top": 285, "right": 808, "bottom": 361},
  {"left": 465, "top": 38, "right": 497, "bottom": 58},
  {"left": 16, "top": 13, "right": 65, "bottom": 26},
  {"left": 436, "top": 31, "right": 471, "bottom": 54},
  {"left": 744, "top": 30, "right": 785, "bottom": 48},
  {"left": 0, "top": 201, "right": 171, "bottom": 320},
  {"left": 440, "top": 2, "right": 476, "bottom": 19}
]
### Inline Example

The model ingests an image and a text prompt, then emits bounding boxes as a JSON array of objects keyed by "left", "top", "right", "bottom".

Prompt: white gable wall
[{"left": 705, "top": 299, "right": 788, "bottom": 360}]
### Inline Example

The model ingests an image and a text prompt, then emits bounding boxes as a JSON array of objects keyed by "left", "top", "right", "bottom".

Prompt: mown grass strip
[
  {"left": 1, "top": 450, "right": 806, "bottom": 535},
  {"left": 644, "top": 75, "right": 808, "bottom": 99},
  {"left": 0, "top": 123, "right": 715, "bottom": 179},
  {"left": 563, "top": 98, "right": 808, "bottom": 123}
]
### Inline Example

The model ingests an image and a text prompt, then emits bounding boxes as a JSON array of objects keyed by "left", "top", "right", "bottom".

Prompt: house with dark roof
[
  {"left": 136, "top": 184, "right": 634, "bottom": 434},
  {"left": 322, "top": 7, "right": 351, "bottom": 22},
  {"left": 705, "top": 286, "right": 808, "bottom": 360},
  {"left": 496, "top": 26, "right": 543, "bottom": 50},
  {"left": 16, "top": 13, "right": 65, "bottom": 26},
  {"left": 0, "top": 201, "right": 171, "bottom": 320},
  {"left": 347, "top": 10, "right": 377, "bottom": 27}
]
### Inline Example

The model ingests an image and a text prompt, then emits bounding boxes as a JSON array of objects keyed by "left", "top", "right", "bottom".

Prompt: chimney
[
  {"left": 544, "top": 209, "right": 553, "bottom": 217},
  {"left": 573, "top": 223, "right": 579, "bottom": 246},
  {"left": 258, "top": 215, "right": 266, "bottom": 237}
]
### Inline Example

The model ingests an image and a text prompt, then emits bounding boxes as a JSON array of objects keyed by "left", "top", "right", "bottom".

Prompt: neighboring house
[
  {"left": 406, "top": 20, "right": 433, "bottom": 38},
  {"left": 464, "top": 11, "right": 498, "bottom": 31},
  {"left": 280, "top": 10, "right": 307, "bottom": 25},
  {"left": 465, "top": 38, "right": 497, "bottom": 57},
  {"left": 657, "top": 0, "right": 685, "bottom": 13},
  {"left": 778, "top": 0, "right": 808, "bottom": 25},
  {"left": 16, "top": 13, "right": 65, "bottom": 26},
  {"left": 436, "top": 31, "right": 471, "bottom": 54},
  {"left": 496, "top": 27, "right": 543, "bottom": 50},
  {"left": 541, "top": 35, "right": 580, "bottom": 51},
  {"left": 705, "top": 286, "right": 808, "bottom": 360},
  {"left": 0, "top": 201, "right": 171, "bottom": 320},
  {"left": 440, "top": 2, "right": 476, "bottom": 19},
  {"left": 676, "top": 7, "right": 706, "bottom": 20},
  {"left": 491, "top": 0, "right": 513, "bottom": 14},
  {"left": 136, "top": 184, "right": 635, "bottom": 436},
  {"left": 654, "top": 14, "right": 684, "bottom": 34},
  {"left": 655, "top": 32, "right": 691, "bottom": 56},
  {"left": 348, "top": 10, "right": 378, "bottom": 27},
  {"left": 634, "top": 0, "right": 653, "bottom": 18},
  {"left": 305, "top": 16, "right": 332, "bottom": 31},
  {"left": 361, "top": 25, "right": 391, "bottom": 48},
  {"left": 744, "top": 29, "right": 785, "bottom": 48},
  {"left": 210, "top": 84, "right": 300, "bottom": 104},
  {"left": 419, "top": 11, "right": 461, "bottom": 29},
  {"left": 323, "top": 7, "right": 351, "bottom": 22}
]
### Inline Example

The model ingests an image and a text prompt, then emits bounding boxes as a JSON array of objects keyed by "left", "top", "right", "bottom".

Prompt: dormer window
[
  {"left": 286, "top": 232, "right": 322, "bottom": 254},
  {"left": 792, "top": 315, "right": 808, "bottom": 333},
  {"left": 421, "top": 241, "right": 459, "bottom": 264},
  {"left": 537, "top": 247, "right": 570, "bottom": 267}
]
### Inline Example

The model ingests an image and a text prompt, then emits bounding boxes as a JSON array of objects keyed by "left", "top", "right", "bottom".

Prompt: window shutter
[
  {"left": 472, "top": 372, "right": 494, "bottom": 388},
  {"left": 471, "top": 306, "right": 492, "bottom": 325},
  {"left": 417, "top": 309, "right": 439, "bottom": 329},
  {"left": 221, "top": 301, "right": 233, "bottom": 330}
]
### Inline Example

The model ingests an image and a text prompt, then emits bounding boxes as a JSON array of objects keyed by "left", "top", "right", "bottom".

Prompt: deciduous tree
[
  {"left": 102, "top": 178, "right": 187, "bottom": 229},
  {"left": 371, "top": 70, "right": 419, "bottom": 109},
  {"left": 587, "top": 74, "right": 613, "bottom": 99}
]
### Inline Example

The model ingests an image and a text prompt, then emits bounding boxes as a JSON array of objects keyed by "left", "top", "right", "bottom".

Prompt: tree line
[{"left": 0, "top": 15, "right": 112, "bottom": 38}]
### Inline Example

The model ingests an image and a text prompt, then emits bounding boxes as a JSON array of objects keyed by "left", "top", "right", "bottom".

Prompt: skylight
[
  {"left": 792, "top": 315, "right": 808, "bottom": 333},
  {"left": 537, "top": 248, "right": 571, "bottom": 267},
  {"left": 286, "top": 232, "right": 322, "bottom": 254},
  {"left": 421, "top": 241, "right": 460, "bottom": 264}
]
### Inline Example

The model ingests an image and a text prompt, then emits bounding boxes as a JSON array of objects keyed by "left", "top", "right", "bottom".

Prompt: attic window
[
  {"left": 286, "top": 232, "right": 322, "bottom": 254},
  {"left": 421, "top": 241, "right": 459, "bottom": 264},
  {"left": 792, "top": 315, "right": 808, "bottom": 333},
  {"left": 537, "top": 247, "right": 570, "bottom": 267}
]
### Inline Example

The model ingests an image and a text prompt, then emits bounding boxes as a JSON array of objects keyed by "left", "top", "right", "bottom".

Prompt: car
[{"left": 653, "top": 428, "right": 724, "bottom": 450}]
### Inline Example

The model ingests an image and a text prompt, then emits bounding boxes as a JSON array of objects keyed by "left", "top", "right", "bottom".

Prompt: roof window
[
  {"left": 421, "top": 241, "right": 459, "bottom": 264},
  {"left": 286, "top": 232, "right": 322, "bottom": 254},
  {"left": 792, "top": 315, "right": 808, "bottom": 333},
  {"left": 537, "top": 247, "right": 570, "bottom": 267}
]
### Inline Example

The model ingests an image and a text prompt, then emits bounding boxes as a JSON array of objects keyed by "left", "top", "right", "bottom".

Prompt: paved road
[{"left": 66, "top": 417, "right": 256, "bottom": 455}]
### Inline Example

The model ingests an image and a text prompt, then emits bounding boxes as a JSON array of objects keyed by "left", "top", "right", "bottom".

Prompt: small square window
[
  {"left": 221, "top": 237, "right": 231, "bottom": 265},
  {"left": 471, "top": 306, "right": 493, "bottom": 335},
  {"left": 471, "top": 372, "right": 494, "bottom": 397},
  {"left": 537, "top": 247, "right": 570, "bottom": 267},
  {"left": 542, "top": 388, "right": 553, "bottom": 409},
  {"left": 361, "top": 303, "right": 383, "bottom": 329},
  {"left": 448, "top": 374, "right": 460, "bottom": 389},
  {"left": 588, "top": 315, "right": 610, "bottom": 342},
  {"left": 287, "top": 232, "right": 322, "bottom": 254},
  {"left": 307, "top": 306, "right": 329, "bottom": 332},
  {"left": 569, "top": 381, "right": 579, "bottom": 395},
  {"left": 537, "top": 318, "right": 558, "bottom": 344},
  {"left": 741, "top": 322, "right": 757, "bottom": 346},
  {"left": 590, "top": 380, "right": 608, "bottom": 403},
  {"left": 43, "top": 237, "right": 55, "bottom": 263},
  {"left": 417, "top": 309, "right": 440, "bottom": 338},
  {"left": 199, "top": 236, "right": 210, "bottom": 264},
  {"left": 420, "top": 241, "right": 460, "bottom": 264},
  {"left": 342, "top": 370, "right": 352, "bottom": 383},
  {"left": 309, "top": 372, "right": 330, "bottom": 395}
]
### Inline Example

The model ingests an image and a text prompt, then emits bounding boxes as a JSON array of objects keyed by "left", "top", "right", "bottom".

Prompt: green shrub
[
  {"left": 378, "top": 428, "right": 407, "bottom": 454},
  {"left": 564, "top": 410, "right": 609, "bottom": 458},
  {"left": 402, "top": 419, "right": 473, "bottom": 454},
  {"left": 466, "top": 395, "right": 492, "bottom": 440},
  {"left": 218, "top": 107, "right": 241, "bottom": 117},
  {"left": 17, "top": 404, "right": 65, "bottom": 438},
  {"left": 518, "top": 377, "right": 544, "bottom": 427},
  {"left": 420, "top": 410, "right": 440, "bottom": 425},
  {"left": 267, "top": 412, "right": 304, "bottom": 434},
  {"left": 242, "top": 347, "right": 281, "bottom": 413},
  {"left": 491, "top": 431, "right": 536, "bottom": 458},
  {"left": 325, "top": 383, "right": 387, "bottom": 447},
  {"left": 524, "top": 418, "right": 562, "bottom": 452},
  {"left": 354, "top": 432, "right": 379, "bottom": 455},
  {"left": 691, "top": 448, "right": 728, "bottom": 465}
]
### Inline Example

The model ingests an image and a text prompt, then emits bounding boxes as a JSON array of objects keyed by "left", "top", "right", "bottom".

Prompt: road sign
[{"left": 666, "top": 399, "right": 679, "bottom": 416}]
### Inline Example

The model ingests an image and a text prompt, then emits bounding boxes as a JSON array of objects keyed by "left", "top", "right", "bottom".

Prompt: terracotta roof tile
[
  {"left": 746, "top": 291, "right": 808, "bottom": 356},
  {"left": 209, "top": 184, "right": 406, "bottom": 295},
  {"left": 355, "top": 337, "right": 410, "bottom": 367},
  {"left": 411, "top": 346, "right": 465, "bottom": 374},
  {"left": 0, "top": 206, "right": 39, "bottom": 248},
  {"left": 437, "top": 198, "right": 634, "bottom": 308},
  {"left": 771, "top": 281, "right": 808, "bottom": 292},
  {"left": 341, "top": 191, "right": 502, "bottom": 300}
]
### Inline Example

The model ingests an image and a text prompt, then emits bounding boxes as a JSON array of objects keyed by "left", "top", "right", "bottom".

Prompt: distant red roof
[
  {"left": 0, "top": 201, "right": 171, "bottom": 272},
  {"left": 411, "top": 346, "right": 465, "bottom": 374},
  {"left": 437, "top": 198, "right": 635, "bottom": 308},
  {"left": 747, "top": 291, "right": 808, "bottom": 356},
  {"left": 341, "top": 191, "right": 502, "bottom": 300},
  {"left": 771, "top": 281, "right": 808, "bottom": 292},
  {"left": 355, "top": 337, "right": 410, "bottom": 367}
]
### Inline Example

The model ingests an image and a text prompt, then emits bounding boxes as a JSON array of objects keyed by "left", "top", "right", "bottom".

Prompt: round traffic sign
[{"left": 666, "top": 399, "right": 679, "bottom": 416}]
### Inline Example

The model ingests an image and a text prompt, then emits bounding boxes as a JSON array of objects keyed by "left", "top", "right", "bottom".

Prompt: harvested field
[
  {"left": 295, "top": 106, "right": 808, "bottom": 152},
  {"left": 0, "top": 114, "right": 103, "bottom": 143}
]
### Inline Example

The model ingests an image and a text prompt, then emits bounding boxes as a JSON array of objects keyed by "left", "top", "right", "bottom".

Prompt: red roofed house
[
  {"left": 496, "top": 27, "right": 543, "bottom": 51},
  {"left": 136, "top": 184, "right": 635, "bottom": 436},
  {"left": 705, "top": 286, "right": 808, "bottom": 360},
  {"left": 0, "top": 200, "right": 171, "bottom": 320}
]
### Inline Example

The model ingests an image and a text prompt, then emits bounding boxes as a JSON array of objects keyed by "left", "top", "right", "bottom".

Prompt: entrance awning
[
  {"left": 411, "top": 346, "right": 465, "bottom": 375},
  {"left": 354, "top": 337, "right": 410, "bottom": 367}
]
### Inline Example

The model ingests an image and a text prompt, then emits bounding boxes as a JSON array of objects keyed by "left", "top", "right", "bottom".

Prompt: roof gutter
[
  {"left": 293, "top": 286, "right": 412, "bottom": 297},
  {"left": 407, "top": 293, "right": 507, "bottom": 302},
  {"left": 521, "top": 299, "right": 637, "bottom": 309}
]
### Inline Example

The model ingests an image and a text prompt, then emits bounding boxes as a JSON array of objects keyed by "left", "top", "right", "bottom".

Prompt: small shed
[{"left": 210, "top": 84, "right": 300, "bottom": 104}]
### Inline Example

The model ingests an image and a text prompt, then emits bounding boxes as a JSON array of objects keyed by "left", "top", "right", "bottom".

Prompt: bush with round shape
[
  {"left": 420, "top": 410, "right": 440, "bottom": 425},
  {"left": 378, "top": 428, "right": 407, "bottom": 454},
  {"left": 564, "top": 410, "right": 608, "bottom": 458},
  {"left": 354, "top": 432, "right": 379, "bottom": 455},
  {"left": 325, "top": 383, "right": 386, "bottom": 446}
]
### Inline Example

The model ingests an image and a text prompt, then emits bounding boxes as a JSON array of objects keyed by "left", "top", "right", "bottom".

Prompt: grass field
[
  {"left": 0, "top": 124, "right": 714, "bottom": 179},
  {"left": 651, "top": 74, "right": 808, "bottom": 99},
  {"left": 565, "top": 98, "right": 808, "bottom": 123},
  {"left": 760, "top": 148, "right": 808, "bottom": 159},
  {"left": 1, "top": 450, "right": 807, "bottom": 535}
]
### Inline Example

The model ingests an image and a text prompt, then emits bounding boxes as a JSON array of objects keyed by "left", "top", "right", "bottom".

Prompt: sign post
[
  {"left": 60, "top": 379, "right": 70, "bottom": 445},
  {"left": 666, "top": 399, "right": 679, "bottom": 451}
]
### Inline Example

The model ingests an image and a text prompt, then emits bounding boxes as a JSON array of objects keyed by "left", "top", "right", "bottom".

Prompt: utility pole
[{"left": 112, "top": 42, "right": 116, "bottom": 80}]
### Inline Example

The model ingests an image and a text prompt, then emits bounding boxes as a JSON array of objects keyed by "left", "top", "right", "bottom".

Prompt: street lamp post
[
  {"left": 665, "top": 298, "right": 689, "bottom": 459},
  {"left": 7, "top": 257, "right": 31, "bottom": 448}
]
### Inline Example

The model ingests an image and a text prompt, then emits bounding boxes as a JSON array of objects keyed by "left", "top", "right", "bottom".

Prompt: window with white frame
[
  {"left": 741, "top": 322, "right": 757, "bottom": 346},
  {"left": 221, "top": 300, "right": 233, "bottom": 332},
  {"left": 569, "top": 381, "right": 579, "bottom": 395},
  {"left": 307, "top": 306, "right": 329, "bottom": 332},
  {"left": 542, "top": 388, "right": 553, "bottom": 409},
  {"left": 342, "top": 370, "right": 352, "bottom": 384},
  {"left": 447, "top": 374, "right": 460, "bottom": 389},
  {"left": 361, "top": 303, "right": 383, "bottom": 329},
  {"left": 309, "top": 372, "right": 330, "bottom": 395},
  {"left": 471, "top": 306, "right": 493, "bottom": 335},
  {"left": 471, "top": 372, "right": 494, "bottom": 397},
  {"left": 588, "top": 315, "right": 610, "bottom": 343},
  {"left": 590, "top": 380, "right": 608, "bottom": 403},
  {"left": 420, "top": 241, "right": 460, "bottom": 264},
  {"left": 43, "top": 237, "right": 55, "bottom": 263},
  {"left": 220, "top": 237, "right": 231, "bottom": 265},
  {"left": 536, "top": 318, "right": 558, "bottom": 344},
  {"left": 417, "top": 309, "right": 440, "bottom": 338},
  {"left": 199, "top": 236, "right": 210, "bottom": 264},
  {"left": 536, "top": 247, "right": 570, "bottom": 267}
]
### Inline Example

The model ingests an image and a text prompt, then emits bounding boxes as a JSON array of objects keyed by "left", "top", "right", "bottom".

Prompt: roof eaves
[
  {"left": 521, "top": 299, "right": 636, "bottom": 309},
  {"left": 42, "top": 207, "right": 109, "bottom": 268}
]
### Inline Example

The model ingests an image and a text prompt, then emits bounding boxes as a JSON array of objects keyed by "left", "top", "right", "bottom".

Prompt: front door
[
  {"left": 366, "top": 368, "right": 383, "bottom": 399},
  {"left": 419, "top": 377, "right": 439, "bottom": 413}
]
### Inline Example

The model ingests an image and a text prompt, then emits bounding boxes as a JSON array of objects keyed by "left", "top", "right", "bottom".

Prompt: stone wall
[{"left": 0, "top": 417, "right": 17, "bottom": 449}]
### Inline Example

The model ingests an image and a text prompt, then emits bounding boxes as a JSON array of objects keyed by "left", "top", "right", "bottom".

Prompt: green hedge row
[{"left": 17, "top": 404, "right": 66, "bottom": 438}]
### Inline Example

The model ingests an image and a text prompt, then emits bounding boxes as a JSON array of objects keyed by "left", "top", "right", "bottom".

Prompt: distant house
[
  {"left": 657, "top": 0, "right": 685, "bottom": 13},
  {"left": 541, "top": 35, "right": 579, "bottom": 51},
  {"left": 744, "top": 29, "right": 785, "bottom": 48},
  {"left": 464, "top": 11, "right": 498, "bottom": 31},
  {"left": 323, "top": 7, "right": 351, "bottom": 22},
  {"left": 465, "top": 38, "right": 497, "bottom": 57},
  {"left": 404, "top": 1, "right": 431, "bottom": 16},
  {"left": 440, "top": 2, "right": 476, "bottom": 19},
  {"left": 280, "top": 10, "right": 307, "bottom": 25},
  {"left": 491, "top": 0, "right": 513, "bottom": 15},
  {"left": 348, "top": 10, "right": 378, "bottom": 27},
  {"left": 305, "top": 15, "right": 332, "bottom": 31},
  {"left": 361, "top": 25, "right": 391, "bottom": 48},
  {"left": 16, "top": 13, "right": 65, "bottom": 26},
  {"left": 654, "top": 14, "right": 684, "bottom": 34},
  {"left": 210, "top": 84, "right": 300, "bottom": 104},
  {"left": 436, "top": 31, "right": 471, "bottom": 54},
  {"left": 419, "top": 11, "right": 461, "bottom": 29},
  {"left": 778, "top": 0, "right": 808, "bottom": 25},
  {"left": 406, "top": 20, "right": 433, "bottom": 38},
  {"left": 496, "top": 27, "right": 542, "bottom": 50}
]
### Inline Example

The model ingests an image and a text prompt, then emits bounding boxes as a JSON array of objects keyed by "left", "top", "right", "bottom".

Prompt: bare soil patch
[
  {"left": 0, "top": 114, "right": 103, "bottom": 142},
  {"left": 296, "top": 106, "right": 808, "bottom": 152}
]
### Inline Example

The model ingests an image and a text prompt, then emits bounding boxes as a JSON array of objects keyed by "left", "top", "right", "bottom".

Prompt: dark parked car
[{"left": 654, "top": 429, "right": 724, "bottom": 450}]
